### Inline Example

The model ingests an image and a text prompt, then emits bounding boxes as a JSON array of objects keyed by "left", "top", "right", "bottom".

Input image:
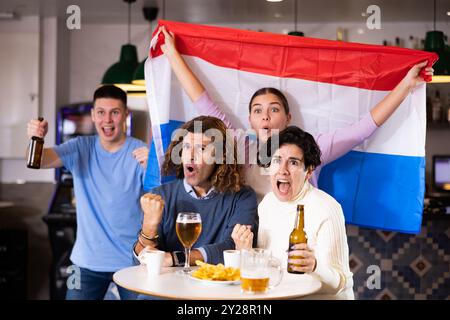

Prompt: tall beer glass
[{"left": 176, "top": 212, "right": 202, "bottom": 274}]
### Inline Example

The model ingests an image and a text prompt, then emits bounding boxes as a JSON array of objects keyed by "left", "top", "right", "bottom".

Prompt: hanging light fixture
[
  {"left": 288, "top": 0, "right": 304, "bottom": 36},
  {"left": 426, "top": 0, "right": 450, "bottom": 83},
  {"left": 131, "top": 59, "right": 146, "bottom": 86},
  {"left": 132, "top": 7, "right": 159, "bottom": 86},
  {"left": 101, "top": 0, "right": 146, "bottom": 92}
]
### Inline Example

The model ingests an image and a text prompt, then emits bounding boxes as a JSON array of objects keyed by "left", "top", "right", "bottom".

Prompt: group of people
[{"left": 27, "top": 25, "right": 433, "bottom": 300}]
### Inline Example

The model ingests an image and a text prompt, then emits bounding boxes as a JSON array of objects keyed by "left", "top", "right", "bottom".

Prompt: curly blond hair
[{"left": 162, "top": 116, "right": 245, "bottom": 193}]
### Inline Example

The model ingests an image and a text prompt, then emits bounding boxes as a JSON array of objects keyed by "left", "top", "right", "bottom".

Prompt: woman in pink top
[{"left": 159, "top": 26, "right": 433, "bottom": 201}]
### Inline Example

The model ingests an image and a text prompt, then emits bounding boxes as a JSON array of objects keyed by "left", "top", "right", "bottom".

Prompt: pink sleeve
[
  {"left": 193, "top": 91, "right": 235, "bottom": 129},
  {"left": 316, "top": 113, "right": 379, "bottom": 166}
]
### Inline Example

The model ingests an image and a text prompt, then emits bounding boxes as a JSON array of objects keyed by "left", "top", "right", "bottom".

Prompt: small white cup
[
  {"left": 224, "top": 249, "right": 241, "bottom": 268},
  {"left": 141, "top": 250, "right": 165, "bottom": 275}
]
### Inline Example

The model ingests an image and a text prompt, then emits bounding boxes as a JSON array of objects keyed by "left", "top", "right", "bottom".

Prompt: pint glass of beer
[
  {"left": 240, "top": 248, "right": 283, "bottom": 294},
  {"left": 176, "top": 212, "right": 202, "bottom": 274}
]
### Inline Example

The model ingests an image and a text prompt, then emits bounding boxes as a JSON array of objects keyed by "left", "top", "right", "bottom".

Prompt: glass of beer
[
  {"left": 176, "top": 212, "right": 202, "bottom": 274},
  {"left": 240, "top": 248, "right": 283, "bottom": 294}
]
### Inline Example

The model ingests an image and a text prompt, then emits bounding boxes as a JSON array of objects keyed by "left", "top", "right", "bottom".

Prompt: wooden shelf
[
  {"left": 422, "top": 213, "right": 450, "bottom": 221},
  {"left": 427, "top": 122, "right": 450, "bottom": 129}
]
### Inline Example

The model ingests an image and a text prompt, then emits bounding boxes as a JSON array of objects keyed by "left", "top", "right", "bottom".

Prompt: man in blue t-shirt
[
  {"left": 133, "top": 116, "right": 258, "bottom": 269},
  {"left": 26, "top": 85, "right": 149, "bottom": 300}
]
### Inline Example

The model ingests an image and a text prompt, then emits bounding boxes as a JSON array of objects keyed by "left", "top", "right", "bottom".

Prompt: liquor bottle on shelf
[
  {"left": 426, "top": 94, "right": 433, "bottom": 123},
  {"left": 432, "top": 91, "right": 442, "bottom": 123},
  {"left": 445, "top": 93, "right": 450, "bottom": 123},
  {"left": 420, "top": 39, "right": 425, "bottom": 50},
  {"left": 406, "top": 35, "right": 419, "bottom": 49},
  {"left": 336, "top": 28, "right": 347, "bottom": 41},
  {"left": 413, "top": 37, "right": 421, "bottom": 50}
]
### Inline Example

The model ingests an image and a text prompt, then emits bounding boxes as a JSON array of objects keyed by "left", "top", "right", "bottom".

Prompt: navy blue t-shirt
[{"left": 151, "top": 179, "right": 258, "bottom": 264}]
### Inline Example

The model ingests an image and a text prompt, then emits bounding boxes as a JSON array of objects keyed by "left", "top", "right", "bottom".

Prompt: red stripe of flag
[{"left": 150, "top": 20, "right": 437, "bottom": 91}]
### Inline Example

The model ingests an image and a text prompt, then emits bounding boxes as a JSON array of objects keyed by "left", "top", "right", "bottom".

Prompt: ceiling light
[
  {"left": 288, "top": 0, "right": 304, "bottom": 37},
  {"left": 132, "top": 7, "right": 159, "bottom": 86},
  {"left": 102, "top": 0, "right": 146, "bottom": 92},
  {"left": 425, "top": 0, "right": 450, "bottom": 83}
]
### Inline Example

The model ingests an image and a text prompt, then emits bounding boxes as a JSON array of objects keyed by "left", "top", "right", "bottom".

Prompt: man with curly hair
[{"left": 133, "top": 116, "right": 258, "bottom": 267}]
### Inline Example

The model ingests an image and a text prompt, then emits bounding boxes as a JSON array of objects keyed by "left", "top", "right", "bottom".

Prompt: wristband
[
  {"left": 137, "top": 235, "right": 147, "bottom": 248},
  {"left": 140, "top": 230, "right": 159, "bottom": 242}
]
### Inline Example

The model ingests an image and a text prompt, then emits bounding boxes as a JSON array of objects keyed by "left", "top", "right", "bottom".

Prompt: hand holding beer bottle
[
  {"left": 287, "top": 204, "right": 316, "bottom": 274},
  {"left": 26, "top": 117, "right": 47, "bottom": 169}
]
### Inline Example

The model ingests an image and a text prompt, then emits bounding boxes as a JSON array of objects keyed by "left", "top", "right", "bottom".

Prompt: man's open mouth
[
  {"left": 185, "top": 164, "right": 198, "bottom": 176},
  {"left": 102, "top": 126, "right": 115, "bottom": 136}
]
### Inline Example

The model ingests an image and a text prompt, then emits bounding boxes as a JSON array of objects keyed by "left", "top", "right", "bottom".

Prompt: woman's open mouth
[{"left": 277, "top": 179, "right": 291, "bottom": 195}]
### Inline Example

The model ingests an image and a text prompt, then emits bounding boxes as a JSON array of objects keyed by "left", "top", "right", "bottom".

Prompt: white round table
[{"left": 113, "top": 265, "right": 322, "bottom": 300}]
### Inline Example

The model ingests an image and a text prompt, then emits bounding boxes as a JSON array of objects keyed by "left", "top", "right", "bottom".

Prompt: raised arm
[
  {"left": 160, "top": 26, "right": 205, "bottom": 102},
  {"left": 26, "top": 119, "right": 62, "bottom": 169},
  {"left": 370, "top": 61, "right": 433, "bottom": 126},
  {"left": 133, "top": 193, "right": 174, "bottom": 267},
  {"left": 317, "top": 61, "right": 433, "bottom": 166},
  {"left": 134, "top": 193, "right": 164, "bottom": 255},
  {"left": 160, "top": 26, "right": 235, "bottom": 129},
  {"left": 231, "top": 224, "right": 254, "bottom": 250}
]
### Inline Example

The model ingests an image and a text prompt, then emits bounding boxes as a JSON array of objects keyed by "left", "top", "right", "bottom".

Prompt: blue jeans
[{"left": 65, "top": 265, "right": 138, "bottom": 300}]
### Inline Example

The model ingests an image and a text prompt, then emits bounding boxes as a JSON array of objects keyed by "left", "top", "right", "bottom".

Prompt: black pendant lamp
[
  {"left": 288, "top": 0, "right": 304, "bottom": 37},
  {"left": 132, "top": 7, "right": 159, "bottom": 86},
  {"left": 426, "top": 0, "right": 450, "bottom": 83},
  {"left": 101, "top": 0, "right": 146, "bottom": 92}
]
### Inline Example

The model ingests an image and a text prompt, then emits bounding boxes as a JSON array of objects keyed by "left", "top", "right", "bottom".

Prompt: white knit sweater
[{"left": 257, "top": 182, "right": 354, "bottom": 300}]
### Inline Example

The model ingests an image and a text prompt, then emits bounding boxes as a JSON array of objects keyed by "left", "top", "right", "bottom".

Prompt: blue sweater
[{"left": 151, "top": 179, "right": 258, "bottom": 264}]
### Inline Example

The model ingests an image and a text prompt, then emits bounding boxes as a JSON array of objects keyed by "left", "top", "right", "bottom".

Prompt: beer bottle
[
  {"left": 26, "top": 117, "right": 44, "bottom": 169},
  {"left": 287, "top": 204, "right": 307, "bottom": 274}
]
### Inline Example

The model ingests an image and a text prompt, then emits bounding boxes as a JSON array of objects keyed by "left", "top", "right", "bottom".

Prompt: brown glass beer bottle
[
  {"left": 26, "top": 117, "right": 44, "bottom": 169},
  {"left": 287, "top": 204, "right": 307, "bottom": 274}
]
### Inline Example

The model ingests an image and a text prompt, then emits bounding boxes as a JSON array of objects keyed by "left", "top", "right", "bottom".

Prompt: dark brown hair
[
  {"left": 93, "top": 85, "right": 127, "bottom": 108},
  {"left": 162, "top": 116, "right": 245, "bottom": 193},
  {"left": 248, "top": 87, "right": 290, "bottom": 115},
  {"left": 260, "top": 126, "right": 322, "bottom": 171}
]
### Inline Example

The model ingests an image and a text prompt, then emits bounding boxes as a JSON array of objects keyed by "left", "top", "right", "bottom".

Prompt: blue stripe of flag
[
  {"left": 144, "top": 120, "right": 184, "bottom": 191},
  {"left": 318, "top": 150, "right": 425, "bottom": 234}
]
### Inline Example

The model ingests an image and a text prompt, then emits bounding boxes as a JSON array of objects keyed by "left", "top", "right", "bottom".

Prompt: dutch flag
[{"left": 144, "top": 20, "right": 436, "bottom": 234}]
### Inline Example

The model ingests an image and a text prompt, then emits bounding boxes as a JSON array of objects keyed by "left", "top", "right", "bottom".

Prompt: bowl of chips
[{"left": 190, "top": 260, "right": 240, "bottom": 285}]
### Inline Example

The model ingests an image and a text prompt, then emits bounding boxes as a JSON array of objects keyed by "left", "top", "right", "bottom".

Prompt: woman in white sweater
[{"left": 232, "top": 126, "right": 354, "bottom": 299}]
